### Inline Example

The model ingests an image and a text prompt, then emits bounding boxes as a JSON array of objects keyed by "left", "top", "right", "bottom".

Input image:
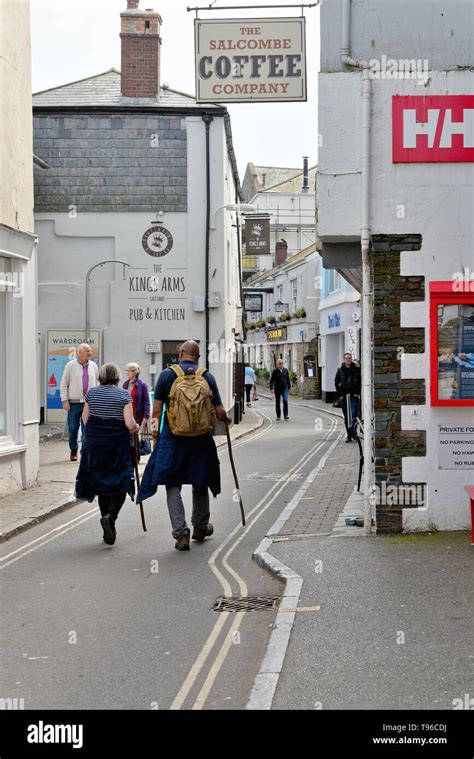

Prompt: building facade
[
  {"left": 245, "top": 243, "right": 320, "bottom": 396},
  {"left": 319, "top": 269, "right": 361, "bottom": 403},
  {"left": 317, "top": 0, "right": 473, "bottom": 531},
  {"left": 33, "top": 1, "right": 243, "bottom": 422},
  {"left": 241, "top": 161, "right": 317, "bottom": 280},
  {"left": 0, "top": 0, "right": 40, "bottom": 497}
]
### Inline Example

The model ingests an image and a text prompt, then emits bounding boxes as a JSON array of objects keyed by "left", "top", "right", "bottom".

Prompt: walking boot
[
  {"left": 175, "top": 530, "right": 190, "bottom": 551},
  {"left": 100, "top": 515, "right": 116, "bottom": 545},
  {"left": 192, "top": 523, "right": 214, "bottom": 542}
]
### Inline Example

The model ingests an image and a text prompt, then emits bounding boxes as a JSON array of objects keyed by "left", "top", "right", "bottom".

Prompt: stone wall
[
  {"left": 372, "top": 234, "right": 426, "bottom": 533},
  {"left": 33, "top": 113, "right": 187, "bottom": 213}
]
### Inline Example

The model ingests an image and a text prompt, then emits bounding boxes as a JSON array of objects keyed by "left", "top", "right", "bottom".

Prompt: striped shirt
[{"left": 85, "top": 385, "right": 132, "bottom": 420}]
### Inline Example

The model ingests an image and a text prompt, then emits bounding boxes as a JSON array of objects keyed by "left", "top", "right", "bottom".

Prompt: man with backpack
[{"left": 137, "top": 341, "right": 231, "bottom": 551}]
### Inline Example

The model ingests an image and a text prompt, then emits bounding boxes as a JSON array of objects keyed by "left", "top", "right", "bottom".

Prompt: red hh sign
[{"left": 392, "top": 95, "right": 474, "bottom": 163}]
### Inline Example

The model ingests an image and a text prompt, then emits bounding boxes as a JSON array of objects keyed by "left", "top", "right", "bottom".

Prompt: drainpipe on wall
[
  {"left": 341, "top": 0, "right": 374, "bottom": 535},
  {"left": 202, "top": 114, "right": 214, "bottom": 370}
]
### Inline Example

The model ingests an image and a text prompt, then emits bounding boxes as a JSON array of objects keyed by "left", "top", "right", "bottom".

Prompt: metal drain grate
[{"left": 213, "top": 596, "right": 280, "bottom": 612}]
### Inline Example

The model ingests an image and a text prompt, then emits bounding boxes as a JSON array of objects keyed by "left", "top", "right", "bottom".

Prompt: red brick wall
[{"left": 120, "top": 33, "right": 160, "bottom": 97}]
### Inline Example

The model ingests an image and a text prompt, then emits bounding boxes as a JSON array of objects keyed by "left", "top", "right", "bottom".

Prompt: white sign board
[
  {"left": 195, "top": 17, "right": 307, "bottom": 103},
  {"left": 438, "top": 424, "right": 474, "bottom": 469},
  {"left": 145, "top": 342, "right": 161, "bottom": 354}
]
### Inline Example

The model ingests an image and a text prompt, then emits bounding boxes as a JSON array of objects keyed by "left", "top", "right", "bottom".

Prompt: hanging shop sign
[
  {"left": 430, "top": 282, "right": 474, "bottom": 406},
  {"left": 267, "top": 326, "right": 287, "bottom": 342},
  {"left": 194, "top": 17, "right": 307, "bottom": 103},
  {"left": 244, "top": 293, "right": 263, "bottom": 312},
  {"left": 245, "top": 217, "right": 270, "bottom": 255},
  {"left": 392, "top": 95, "right": 474, "bottom": 163}
]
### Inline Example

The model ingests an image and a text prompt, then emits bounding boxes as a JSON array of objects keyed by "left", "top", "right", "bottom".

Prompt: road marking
[
  {"left": 172, "top": 415, "right": 338, "bottom": 710},
  {"left": 0, "top": 507, "right": 98, "bottom": 566}
]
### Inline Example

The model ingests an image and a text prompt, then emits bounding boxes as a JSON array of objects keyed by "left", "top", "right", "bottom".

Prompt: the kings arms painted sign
[{"left": 194, "top": 17, "right": 307, "bottom": 103}]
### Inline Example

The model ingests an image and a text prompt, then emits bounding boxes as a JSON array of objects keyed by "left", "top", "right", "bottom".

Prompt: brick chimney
[
  {"left": 275, "top": 239, "right": 288, "bottom": 266},
  {"left": 120, "top": 1, "right": 162, "bottom": 98}
]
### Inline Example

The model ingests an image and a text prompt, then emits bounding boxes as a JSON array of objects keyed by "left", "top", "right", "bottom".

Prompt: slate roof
[
  {"left": 249, "top": 242, "right": 319, "bottom": 284},
  {"left": 33, "top": 68, "right": 222, "bottom": 110}
]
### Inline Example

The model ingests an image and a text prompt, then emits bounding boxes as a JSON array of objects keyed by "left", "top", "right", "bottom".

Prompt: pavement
[
  {"left": 0, "top": 409, "right": 263, "bottom": 543},
  {"left": 246, "top": 397, "right": 474, "bottom": 710}
]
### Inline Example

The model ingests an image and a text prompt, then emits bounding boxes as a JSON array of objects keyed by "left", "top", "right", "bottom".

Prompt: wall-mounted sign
[
  {"left": 430, "top": 282, "right": 474, "bottom": 406},
  {"left": 194, "top": 17, "right": 307, "bottom": 103},
  {"left": 244, "top": 293, "right": 263, "bottom": 312},
  {"left": 393, "top": 95, "right": 474, "bottom": 163},
  {"left": 267, "top": 326, "right": 287, "bottom": 342},
  {"left": 438, "top": 424, "right": 474, "bottom": 469},
  {"left": 142, "top": 226, "right": 174, "bottom": 257},
  {"left": 245, "top": 218, "right": 270, "bottom": 255},
  {"left": 352, "top": 311, "right": 360, "bottom": 322},
  {"left": 328, "top": 312, "right": 341, "bottom": 329},
  {"left": 45, "top": 330, "right": 102, "bottom": 423},
  {"left": 145, "top": 342, "right": 161, "bottom": 354}
]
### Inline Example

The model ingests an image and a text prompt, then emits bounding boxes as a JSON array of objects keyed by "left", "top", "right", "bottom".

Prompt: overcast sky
[{"left": 30, "top": 0, "right": 320, "bottom": 177}]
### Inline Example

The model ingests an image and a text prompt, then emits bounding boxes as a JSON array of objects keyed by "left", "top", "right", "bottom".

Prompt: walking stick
[
  {"left": 133, "top": 432, "right": 147, "bottom": 532},
  {"left": 225, "top": 425, "right": 246, "bottom": 526}
]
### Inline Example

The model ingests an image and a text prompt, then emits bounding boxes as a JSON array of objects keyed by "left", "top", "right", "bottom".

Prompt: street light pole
[{"left": 85, "top": 260, "right": 130, "bottom": 343}]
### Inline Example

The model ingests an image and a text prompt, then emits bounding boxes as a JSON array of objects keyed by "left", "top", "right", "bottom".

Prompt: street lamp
[
  {"left": 211, "top": 203, "right": 256, "bottom": 229},
  {"left": 274, "top": 300, "right": 289, "bottom": 314},
  {"left": 85, "top": 260, "right": 130, "bottom": 343}
]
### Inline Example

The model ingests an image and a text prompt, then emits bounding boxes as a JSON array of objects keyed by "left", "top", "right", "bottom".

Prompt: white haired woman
[
  {"left": 75, "top": 363, "right": 139, "bottom": 545},
  {"left": 123, "top": 362, "right": 150, "bottom": 430}
]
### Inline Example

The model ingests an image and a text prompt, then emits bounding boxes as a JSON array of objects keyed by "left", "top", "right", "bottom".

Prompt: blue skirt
[
  {"left": 137, "top": 419, "right": 221, "bottom": 502},
  {"left": 75, "top": 416, "right": 135, "bottom": 502}
]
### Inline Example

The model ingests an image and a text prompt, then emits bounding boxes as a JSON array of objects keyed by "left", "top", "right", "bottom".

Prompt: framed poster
[
  {"left": 430, "top": 282, "right": 474, "bottom": 406},
  {"left": 45, "top": 330, "right": 102, "bottom": 422}
]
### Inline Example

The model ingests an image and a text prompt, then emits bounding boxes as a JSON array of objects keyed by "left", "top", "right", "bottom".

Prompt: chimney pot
[
  {"left": 120, "top": 2, "right": 162, "bottom": 98},
  {"left": 127, "top": 0, "right": 140, "bottom": 8}
]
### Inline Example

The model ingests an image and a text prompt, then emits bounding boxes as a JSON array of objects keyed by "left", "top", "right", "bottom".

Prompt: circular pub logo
[{"left": 141, "top": 226, "right": 174, "bottom": 257}]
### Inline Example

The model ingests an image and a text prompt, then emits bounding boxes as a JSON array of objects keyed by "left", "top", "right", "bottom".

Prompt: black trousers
[
  {"left": 245, "top": 385, "right": 252, "bottom": 402},
  {"left": 275, "top": 389, "right": 289, "bottom": 419},
  {"left": 98, "top": 493, "right": 127, "bottom": 523}
]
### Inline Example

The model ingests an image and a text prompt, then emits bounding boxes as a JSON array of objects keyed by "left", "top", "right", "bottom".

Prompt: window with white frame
[
  {"left": 291, "top": 279, "right": 297, "bottom": 312},
  {"left": 0, "top": 257, "right": 10, "bottom": 437},
  {"left": 327, "top": 269, "right": 342, "bottom": 294}
]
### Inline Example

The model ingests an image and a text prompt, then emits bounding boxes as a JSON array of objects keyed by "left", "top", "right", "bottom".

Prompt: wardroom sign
[{"left": 194, "top": 17, "right": 307, "bottom": 103}]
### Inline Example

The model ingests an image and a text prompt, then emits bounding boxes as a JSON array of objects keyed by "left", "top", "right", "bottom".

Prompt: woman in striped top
[{"left": 75, "top": 363, "right": 139, "bottom": 545}]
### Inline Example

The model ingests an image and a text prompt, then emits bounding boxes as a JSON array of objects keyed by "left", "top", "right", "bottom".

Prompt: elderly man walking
[
  {"left": 137, "top": 341, "right": 231, "bottom": 551},
  {"left": 60, "top": 343, "right": 99, "bottom": 461},
  {"left": 270, "top": 358, "right": 291, "bottom": 420}
]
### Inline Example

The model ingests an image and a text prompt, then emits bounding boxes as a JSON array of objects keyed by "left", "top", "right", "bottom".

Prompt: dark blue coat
[{"left": 75, "top": 416, "right": 135, "bottom": 502}]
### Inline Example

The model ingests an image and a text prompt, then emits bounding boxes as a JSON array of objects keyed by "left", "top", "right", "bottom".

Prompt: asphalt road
[{"left": 1, "top": 398, "right": 341, "bottom": 711}]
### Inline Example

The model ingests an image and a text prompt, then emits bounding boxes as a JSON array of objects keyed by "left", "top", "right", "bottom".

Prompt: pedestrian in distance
[
  {"left": 75, "top": 363, "right": 139, "bottom": 546},
  {"left": 137, "top": 340, "right": 231, "bottom": 552},
  {"left": 244, "top": 363, "right": 257, "bottom": 407},
  {"left": 123, "top": 362, "right": 151, "bottom": 462},
  {"left": 123, "top": 362, "right": 150, "bottom": 431},
  {"left": 60, "top": 343, "right": 99, "bottom": 461},
  {"left": 335, "top": 352, "right": 361, "bottom": 442},
  {"left": 270, "top": 358, "right": 291, "bottom": 420}
]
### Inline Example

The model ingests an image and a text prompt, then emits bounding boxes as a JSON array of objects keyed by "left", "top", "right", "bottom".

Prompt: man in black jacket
[
  {"left": 335, "top": 353, "right": 361, "bottom": 441},
  {"left": 270, "top": 359, "right": 291, "bottom": 420}
]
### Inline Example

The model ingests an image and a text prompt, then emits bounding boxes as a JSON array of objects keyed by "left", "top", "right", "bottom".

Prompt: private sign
[{"left": 194, "top": 17, "right": 307, "bottom": 103}]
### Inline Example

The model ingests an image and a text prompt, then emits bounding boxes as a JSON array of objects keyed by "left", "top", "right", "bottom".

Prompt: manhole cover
[{"left": 213, "top": 596, "right": 280, "bottom": 612}]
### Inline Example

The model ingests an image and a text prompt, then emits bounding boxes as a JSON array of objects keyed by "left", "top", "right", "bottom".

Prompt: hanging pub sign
[
  {"left": 194, "top": 17, "right": 307, "bottom": 103},
  {"left": 244, "top": 293, "right": 263, "bottom": 312},
  {"left": 430, "top": 281, "right": 474, "bottom": 406},
  {"left": 245, "top": 217, "right": 270, "bottom": 255}
]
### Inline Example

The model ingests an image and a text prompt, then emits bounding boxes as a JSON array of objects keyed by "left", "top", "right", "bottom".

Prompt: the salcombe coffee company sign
[{"left": 194, "top": 17, "right": 307, "bottom": 103}]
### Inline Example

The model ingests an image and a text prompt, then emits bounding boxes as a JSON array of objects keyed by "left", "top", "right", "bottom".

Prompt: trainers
[
  {"left": 284, "top": 417, "right": 290, "bottom": 420},
  {"left": 192, "top": 523, "right": 214, "bottom": 542},
  {"left": 70, "top": 450, "right": 78, "bottom": 461},
  {"left": 100, "top": 515, "right": 116, "bottom": 545},
  {"left": 175, "top": 531, "right": 190, "bottom": 551}
]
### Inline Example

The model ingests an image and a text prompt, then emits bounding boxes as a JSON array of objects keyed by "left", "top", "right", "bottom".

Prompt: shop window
[{"left": 430, "top": 282, "right": 474, "bottom": 406}]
